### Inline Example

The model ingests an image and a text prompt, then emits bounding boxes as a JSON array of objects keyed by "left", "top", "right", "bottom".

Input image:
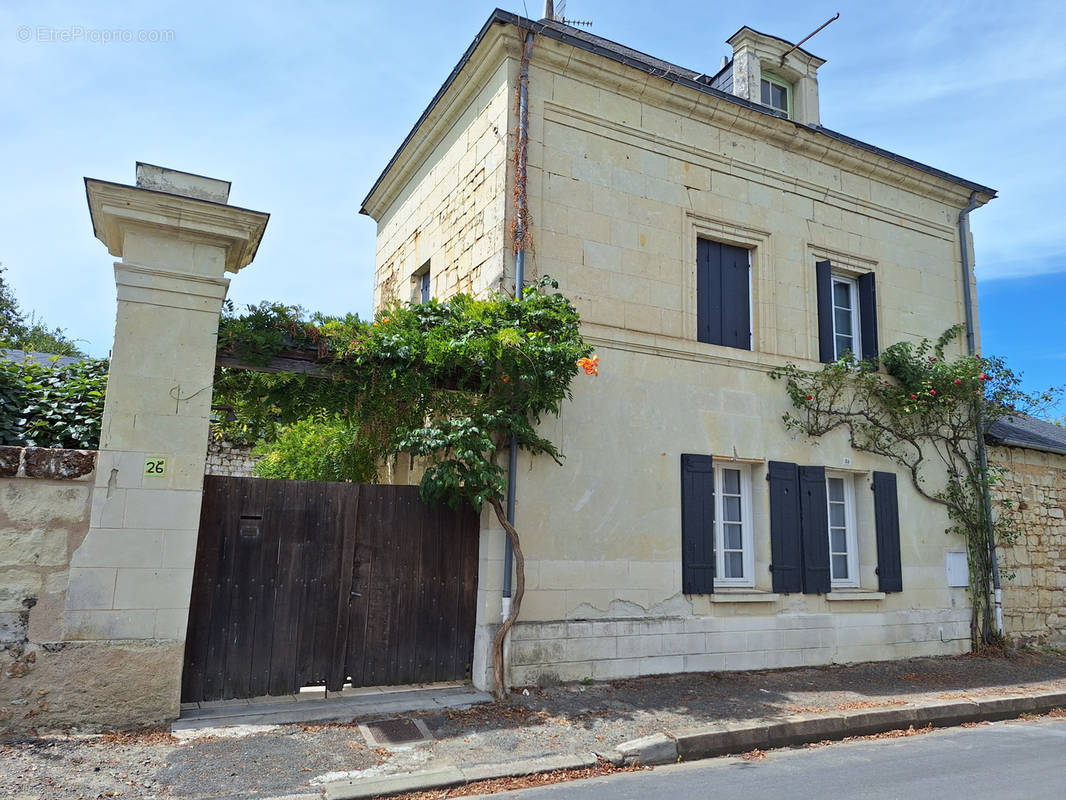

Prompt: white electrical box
[{"left": 946, "top": 551, "right": 968, "bottom": 587}]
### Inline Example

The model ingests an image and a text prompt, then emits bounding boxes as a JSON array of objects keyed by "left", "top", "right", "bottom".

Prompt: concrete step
[{"left": 172, "top": 684, "right": 492, "bottom": 733}]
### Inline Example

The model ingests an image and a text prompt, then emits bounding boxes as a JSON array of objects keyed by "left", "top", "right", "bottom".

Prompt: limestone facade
[
  {"left": 991, "top": 445, "right": 1066, "bottom": 646},
  {"left": 363, "top": 13, "right": 995, "bottom": 688}
]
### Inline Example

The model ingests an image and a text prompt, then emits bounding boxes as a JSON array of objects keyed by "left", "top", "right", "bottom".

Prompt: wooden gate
[{"left": 181, "top": 476, "right": 480, "bottom": 703}]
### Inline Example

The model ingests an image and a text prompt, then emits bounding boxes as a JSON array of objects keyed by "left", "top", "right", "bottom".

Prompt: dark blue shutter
[
  {"left": 799, "top": 466, "right": 831, "bottom": 594},
  {"left": 681, "top": 454, "right": 715, "bottom": 593},
  {"left": 768, "top": 461, "right": 802, "bottom": 593},
  {"left": 873, "top": 471, "right": 903, "bottom": 592},
  {"left": 857, "top": 272, "right": 878, "bottom": 361},
  {"left": 696, "top": 239, "right": 721, "bottom": 346},
  {"left": 721, "top": 244, "right": 751, "bottom": 350},
  {"left": 816, "top": 260, "right": 834, "bottom": 363},
  {"left": 697, "top": 239, "right": 750, "bottom": 350}
]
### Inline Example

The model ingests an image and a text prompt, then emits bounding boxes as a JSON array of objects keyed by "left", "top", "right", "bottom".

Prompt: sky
[{"left": 1, "top": 0, "right": 1063, "bottom": 415}]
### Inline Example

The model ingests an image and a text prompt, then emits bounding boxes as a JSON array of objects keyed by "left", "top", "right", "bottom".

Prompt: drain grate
[{"left": 360, "top": 717, "right": 433, "bottom": 748}]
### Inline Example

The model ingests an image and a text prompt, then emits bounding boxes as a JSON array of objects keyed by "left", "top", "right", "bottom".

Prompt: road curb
[
  {"left": 323, "top": 690, "right": 1066, "bottom": 798},
  {"left": 323, "top": 753, "right": 598, "bottom": 800},
  {"left": 641, "top": 690, "right": 1066, "bottom": 765}
]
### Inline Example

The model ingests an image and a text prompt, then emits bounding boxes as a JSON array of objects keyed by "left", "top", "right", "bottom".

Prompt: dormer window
[
  {"left": 760, "top": 72, "right": 791, "bottom": 117},
  {"left": 727, "top": 27, "right": 825, "bottom": 125}
]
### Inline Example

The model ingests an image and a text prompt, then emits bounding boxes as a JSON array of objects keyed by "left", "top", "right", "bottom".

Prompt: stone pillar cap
[{"left": 84, "top": 171, "right": 270, "bottom": 273}]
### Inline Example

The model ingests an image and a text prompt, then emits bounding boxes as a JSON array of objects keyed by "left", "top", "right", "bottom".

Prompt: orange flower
[{"left": 577, "top": 354, "right": 599, "bottom": 376}]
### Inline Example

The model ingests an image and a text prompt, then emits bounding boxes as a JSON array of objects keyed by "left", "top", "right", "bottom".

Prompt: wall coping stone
[{"left": 0, "top": 446, "right": 97, "bottom": 481}]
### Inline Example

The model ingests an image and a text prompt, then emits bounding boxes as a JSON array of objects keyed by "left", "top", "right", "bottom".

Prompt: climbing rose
[
  {"left": 806, "top": 395, "right": 813, "bottom": 401},
  {"left": 910, "top": 393, "right": 917, "bottom": 399},
  {"left": 954, "top": 379, "right": 962, "bottom": 385},
  {"left": 930, "top": 389, "right": 937, "bottom": 395},
  {"left": 979, "top": 373, "right": 988, "bottom": 381}
]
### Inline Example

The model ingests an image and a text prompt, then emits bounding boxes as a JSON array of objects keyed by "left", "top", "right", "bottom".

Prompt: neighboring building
[
  {"left": 987, "top": 415, "right": 1066, "bottom": 647},
  {"left": 360, "top": 10, "right": 998, "bottom": 688}
]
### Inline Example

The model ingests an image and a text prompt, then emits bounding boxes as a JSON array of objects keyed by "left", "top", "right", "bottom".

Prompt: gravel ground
[{"left": 3, "top": 651, "right": 1065, "bottom": 800}]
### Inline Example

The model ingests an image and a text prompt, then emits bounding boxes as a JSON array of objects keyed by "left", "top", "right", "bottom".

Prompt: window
[
  {"left": 760, "top": 73, "right": 791, "bottom": 117},
  {"left": 831, "top": 275, "right": 861, "bottom": 360},
  {"left": 768, "top": 462, "right": 902, "bottom": 595},
  {"left": 826, "top": 472, "right": 858, "bottom": 587},
  {"left": 414, "top": 260, "right": 431, "bottom": 303},
  {"left": 714, "top": 463, "right": 754, "bottom": 586},
  {"left": 680, "top": 455, "right": 754, "bottom": 592},
  {"left": 816, "top": 260, "right": 878, "bottom": 363},
  {"left": 696, "top": 239, "right": 751, "bottom": 350}
]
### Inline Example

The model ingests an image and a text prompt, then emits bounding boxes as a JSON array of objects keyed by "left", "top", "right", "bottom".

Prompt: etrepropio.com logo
[{"left": 16, "top": 25, "right": 175, "bottom": 44}]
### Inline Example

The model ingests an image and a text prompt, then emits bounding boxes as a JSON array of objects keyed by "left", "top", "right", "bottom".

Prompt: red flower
[
  {"left": 954, "top": 379, "right": 962, "bottom": 385},
  {"left": 910, "top": 394, "right": 917, "bottom": 399},
  {"left": 806, "top": 395, "right": 813, "bottom": 401},
  {"left": 979, "top": 373, "right": 988, "bottom": 381},
  {"left": 928, "top": 356, "right": 937, "bottom": 362},
  {"left": 930, "top": 389, "right": 937, "bottom": 395}
]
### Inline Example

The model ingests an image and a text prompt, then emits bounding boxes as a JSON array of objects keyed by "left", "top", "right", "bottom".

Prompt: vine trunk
[{"left": 489, "top": 496, "right": 524, "bottom": 700}]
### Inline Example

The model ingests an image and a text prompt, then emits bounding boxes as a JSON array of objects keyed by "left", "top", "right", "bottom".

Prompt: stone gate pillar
[{"left": 66, "top": 164, "right": 268, "bottom": 725}]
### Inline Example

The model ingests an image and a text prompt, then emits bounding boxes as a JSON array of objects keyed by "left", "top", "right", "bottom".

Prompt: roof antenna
[
  {"left": 547, "top": 0, "right": 593, "bottom": 27},
  {"left": 781, "top": 12, "right": 839, "bottom": 65}
]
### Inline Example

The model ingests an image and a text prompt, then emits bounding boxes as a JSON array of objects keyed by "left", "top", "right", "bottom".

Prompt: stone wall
[
  {"left": 991, "top": 445, "right": 1066, "bottom": 647},
  {"left": 1, "top": 446, "right": 184, "bottom": 733},
  {"left": 205, "top": 438, "right": 259, "bottom": 477}
]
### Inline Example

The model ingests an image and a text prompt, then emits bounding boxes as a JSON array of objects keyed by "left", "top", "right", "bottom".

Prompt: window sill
[
  {"left": 826, "top": 591, "right": 886, "bottom": 602},
  {"left": 710, "top": 591, "right": 781, "bottom": 603}
]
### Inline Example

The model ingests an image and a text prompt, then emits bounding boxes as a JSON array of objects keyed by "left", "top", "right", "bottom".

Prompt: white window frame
[
  {"left": 825, "top": 471, "right": 859, "bottom": 588},
  {"left": 760, "top": 72, "right": 792, "bottom": 118},
  {"left": 831, "top": 273, "right": 862, "bottom": 361},
  {"left": 714, "top": 463, "right": 754, "bottom": 588}
]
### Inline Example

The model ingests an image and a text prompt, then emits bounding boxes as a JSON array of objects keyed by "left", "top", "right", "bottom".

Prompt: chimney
[
  {"left": 726, "top": 27, "right": 826, "bottom": 126},
  {"left": 544, "top": 1, "right": 554, "bottom": 20}
]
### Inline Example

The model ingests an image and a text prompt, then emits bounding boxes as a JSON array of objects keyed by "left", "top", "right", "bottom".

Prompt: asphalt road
[{"left": 473, "top": 717, "right": 1066, "bottom": 799}]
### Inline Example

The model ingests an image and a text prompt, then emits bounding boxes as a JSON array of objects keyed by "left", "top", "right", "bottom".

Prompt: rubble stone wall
[
  {"left": 204, "top": 438, "right": 259, "bottom": 477},
  {"left": 991, "top": 445, "right": 1066, "bottom": 647}
]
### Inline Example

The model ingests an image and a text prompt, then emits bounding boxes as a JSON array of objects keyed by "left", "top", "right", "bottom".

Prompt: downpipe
[
  {"left": 959, "top": 190, "right": 1003, "bottom": 637},
  {"left": 503, "top": 31, "right": 535, "bottom": 622}
]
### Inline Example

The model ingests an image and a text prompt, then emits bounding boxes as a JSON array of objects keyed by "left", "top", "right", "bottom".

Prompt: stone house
[{"left": 360, "top": 9, "right": 1000, "bottom": 689}]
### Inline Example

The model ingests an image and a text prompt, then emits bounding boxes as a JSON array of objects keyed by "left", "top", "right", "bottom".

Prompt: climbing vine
[
  {"left": 770, "top": 326, "right": 1059, "bottom": 648},
  {"left": 0, "top": 355, "right": 108, "bottom": 449},
  {"left": 214, "top": 277, "right": 594, "bottom": 697}
]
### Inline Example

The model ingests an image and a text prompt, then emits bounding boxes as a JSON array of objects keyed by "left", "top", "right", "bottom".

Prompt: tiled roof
[
  {"left": 986, "top": 414, "right": 1066, "bottom": 457},
  {"left": 361, "top": 8, "right": 996, "bottom": 213},
  {"left": 0, "top": 348, "right": 87, "bottom": 369}
]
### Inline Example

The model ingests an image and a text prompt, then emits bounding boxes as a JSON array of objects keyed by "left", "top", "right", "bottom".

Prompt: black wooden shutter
[
  {"left": 768, "top": 461, "right": 802, "bottom": 593},
  {"left": 697, "top": 239, "right": 750, "bottom": 350},
  {"left": 681, "top": 454, "right": 715, "bottom": 593},
  {"left": 873, "top": 471, "right": 903, "bottom": 592},
  {"left": 697, "top": 239, "right": 722, "bottom": 346},
  {"left": 721, "top": 244, "right": 751, "bottom": 350},
  {"left": 816, "top": 260, "right": 834, "bottom": 363},
  {"left": 858, "top": 272, "right": 878, "bottom": 361},
  {"left": 798, "top": 466, "right": 831, "bottom": 594}
]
